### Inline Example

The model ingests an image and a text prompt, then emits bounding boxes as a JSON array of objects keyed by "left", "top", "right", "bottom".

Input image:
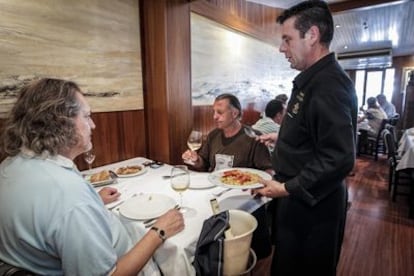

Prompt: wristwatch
[{"left": 150, "top": 226, "right": 166, "bottom": 242}]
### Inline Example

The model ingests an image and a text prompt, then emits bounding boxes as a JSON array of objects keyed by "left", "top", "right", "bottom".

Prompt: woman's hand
[
  {"left": 152, "top": 209, "right": 185, "bottom": 239},
  {"left": 99, "top": 186, "right": 121, "bottom": 204}
]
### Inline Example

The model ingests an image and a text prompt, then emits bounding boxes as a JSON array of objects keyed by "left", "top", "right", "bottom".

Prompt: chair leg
[
  {"left": 388, "top": 166, "right": 393, "bottom": 192},
  {"left": 410, "top": 183, "right": 414, "bottom": 219},
  {"left": 374, "top": 140, "right": 381, "bottom": 161},
  {"left": 392, "top": 171, "right": 399, "bottom": 202}
]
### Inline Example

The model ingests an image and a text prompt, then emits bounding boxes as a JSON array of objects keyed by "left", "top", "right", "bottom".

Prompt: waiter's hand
[
  {"left": 251, "top": 178, "right": 289, "bottom": 198},
  {"left": 256, "top": 133, "right": 278, "bottom": 148}
]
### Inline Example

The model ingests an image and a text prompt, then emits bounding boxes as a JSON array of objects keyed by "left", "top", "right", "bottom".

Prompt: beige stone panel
[{"left": 0, "top": 0, "right": 143, "bottom": 118}]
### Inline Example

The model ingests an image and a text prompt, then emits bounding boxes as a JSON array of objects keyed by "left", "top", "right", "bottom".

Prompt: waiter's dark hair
[
  {"left": 276, "top": 0, "right": 334, "bottom": 48},
  {"left": 215, "top": 93, "right": 242, "bottom": 119}
]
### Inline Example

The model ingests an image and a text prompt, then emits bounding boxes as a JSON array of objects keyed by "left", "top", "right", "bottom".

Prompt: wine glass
[
  {"left": 170, "top": 165, "right": 195, "bottom": 216},
  {"left": 185, "top": 130, "right": 203, "bottom": 165},
  {"left": 83, "top": 150, "right": 96, "bottom": 170}
]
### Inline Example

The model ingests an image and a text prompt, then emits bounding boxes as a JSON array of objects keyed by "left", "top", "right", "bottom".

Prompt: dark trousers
[
  {"left": 271, "top": 182, "right": 347, "bottom": 276},
  {"left": 250, "top": 205, "right": 272, "bottom": 260}
]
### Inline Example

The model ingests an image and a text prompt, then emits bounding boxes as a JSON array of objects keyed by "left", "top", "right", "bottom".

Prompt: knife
[{"left": 107, "top": 193, "right": 137, "bottom": 210}]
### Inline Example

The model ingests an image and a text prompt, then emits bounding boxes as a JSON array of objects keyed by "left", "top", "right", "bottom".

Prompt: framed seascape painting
[
  {"left": 0, "top": 0, "right": 143, "bottom": 118},
  {"left": 190, "top": 13, "right": 297, "bottom": 108}
]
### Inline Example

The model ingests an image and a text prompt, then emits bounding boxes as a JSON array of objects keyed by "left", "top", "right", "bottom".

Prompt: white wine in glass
[
  {"left": 170, "top": 165, "right": 195, "bottom": 216},
  {"left": 185, "top": 130, "right": 202, "bottom": 165},
  {"left": 84, "top": 150, "right": 96, "bottom": 170}
]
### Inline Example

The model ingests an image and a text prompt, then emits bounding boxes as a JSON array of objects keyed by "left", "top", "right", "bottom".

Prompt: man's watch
[{"left": 150, "top": 226, "right": 166, "bottom": 242}]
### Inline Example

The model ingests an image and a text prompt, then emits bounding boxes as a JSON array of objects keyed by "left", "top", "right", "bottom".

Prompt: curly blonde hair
[{"left": 1, "top": 78, "right": 82, "bottom": 157}]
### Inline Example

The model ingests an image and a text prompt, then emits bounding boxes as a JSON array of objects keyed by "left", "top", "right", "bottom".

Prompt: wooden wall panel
[
  {"left": 73, "top": 110, "right": 146, "bottom": 170},
  {"left": 203, "top": 0, "right": 280, "bottom": 33},
  {"left": 192, "top": 0, "right": 281, "bottom": 46},
  {"left": 140, "top": 0, "right": 171, "bottom": 163},
  {"left": 140, "top": 0, "right": 192, "bottom": 165}
]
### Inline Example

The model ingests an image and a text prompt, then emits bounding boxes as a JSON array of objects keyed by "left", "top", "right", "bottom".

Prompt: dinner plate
[
  {"left": 207, "top": 168, "right": 271, "bottom": 189},
  {"left": 189, "top": 173, "right": 216, "bottom": 189},
  {"left": 119, "top": 193, "right": 176, "bottom": 220},
  {"left": 84, "top": 172, "right": 117, "bottom": 187},
  {"left": 114, "top": 165, "right": 147, "bottom": 178}
]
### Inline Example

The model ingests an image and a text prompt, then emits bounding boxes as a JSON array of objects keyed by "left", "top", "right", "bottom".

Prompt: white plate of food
[
  {"left": 207, "top": 168, "right": 271, "bottom": 189},
  {"left": 114, "top": 165, "right": 146, "bottom": 178},
  {"left": 85, "top": 170, "right": 117, "bottom": 187},
  {"left": 119, "top": 193, "right": 176, "bottom": 220}
]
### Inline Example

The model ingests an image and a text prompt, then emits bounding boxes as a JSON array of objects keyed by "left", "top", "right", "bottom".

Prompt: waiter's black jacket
[{"left": 274, "top": 53, "right": 358, "bottom": 206}]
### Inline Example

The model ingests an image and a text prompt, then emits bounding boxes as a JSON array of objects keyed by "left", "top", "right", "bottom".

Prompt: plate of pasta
[
  {"left": 114, "top": 165, "right": 146, "bottom": 177},
  {"left": 207, "top": 168, "right": 271, "bottom": 189}
]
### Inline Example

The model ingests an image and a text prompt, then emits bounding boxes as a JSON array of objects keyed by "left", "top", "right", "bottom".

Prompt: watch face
[{"left": 152, "top": 227, "right": 166, "bottom": 241}]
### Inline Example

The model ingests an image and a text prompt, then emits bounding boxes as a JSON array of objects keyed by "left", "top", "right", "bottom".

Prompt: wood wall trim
[
  {"left": 165, "top": 0, "right": 193, "bottom": 164},
  {"left": 191, "top": 0, "right": 280, "bottom": 47},
  {"left": 140, "top": 0, "right": 193, "bottom": 165},
  {"left": 140, "top": 0, "right": 170, "bottom": 163}
]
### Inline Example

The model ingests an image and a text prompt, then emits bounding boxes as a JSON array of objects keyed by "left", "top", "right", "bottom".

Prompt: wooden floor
[{"left": 337, "top": 155, "right": 414, "bottom": 276}]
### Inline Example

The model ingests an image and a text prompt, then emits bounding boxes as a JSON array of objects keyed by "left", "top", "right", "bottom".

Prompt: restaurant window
[{"left": 354, "top": 68, "right": 395, "bottom": 109}]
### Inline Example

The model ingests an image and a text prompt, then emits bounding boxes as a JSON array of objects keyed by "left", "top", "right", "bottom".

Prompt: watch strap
[{"left": 150, "top": 226, "right": 166, "bottom": 242}]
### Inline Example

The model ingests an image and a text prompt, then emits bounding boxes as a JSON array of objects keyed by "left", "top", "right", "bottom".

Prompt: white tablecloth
[
  {"left": 86, "top": 157, "right": 268, "bottom": 276},
  {"left": 396, "top": 128, "right": 414, "bottom": 171}
]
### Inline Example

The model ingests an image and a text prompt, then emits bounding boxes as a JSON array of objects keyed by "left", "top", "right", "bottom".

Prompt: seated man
[
  {"left": 376, "top": 94, "right": 396, "bottom": 118},
  {"left": 0, "top": 78, "right": 184, "bottom": 275},
  {"left": 182, "top": 93, "right": 273, "bottom": 273},
  {"left": 252, "top": 99, "right": 286, "bottom": 135}
]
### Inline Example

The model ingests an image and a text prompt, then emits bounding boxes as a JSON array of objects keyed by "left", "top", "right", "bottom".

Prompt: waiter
[{"left": 252, "top": 1, "right": 358, "bottom": 275}]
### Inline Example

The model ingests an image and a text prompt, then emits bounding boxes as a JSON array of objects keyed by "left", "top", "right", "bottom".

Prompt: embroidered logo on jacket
[{"left": 291, "top": 91, "right": 305, "bottom": 115}]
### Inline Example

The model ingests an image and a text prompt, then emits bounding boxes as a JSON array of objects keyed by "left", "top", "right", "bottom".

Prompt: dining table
[
  {"left": 84, "top": 157, "right": 269, "bottom": 276},
  {"left": 396, "top": 128, "right": 414, "bottom": 171}
]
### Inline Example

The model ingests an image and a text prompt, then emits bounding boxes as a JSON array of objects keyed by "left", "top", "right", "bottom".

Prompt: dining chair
[
  {"left": 384, "top": 124, "right": 398, "bottom": 148},
  {"left": 0, "top": 260, "right": 35, "bottom": 276},
  {"left": 382, "top": 129, "right": 412, "bottom": 201},
  {"left": 388, "top": 113, "right": 400, "bottom": 126},
  {"left": 371, "top": 116, "right": 401, "bottom": 161},
  {"left": 370, "top": 119, "right": 390, "bottom": 161}
]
